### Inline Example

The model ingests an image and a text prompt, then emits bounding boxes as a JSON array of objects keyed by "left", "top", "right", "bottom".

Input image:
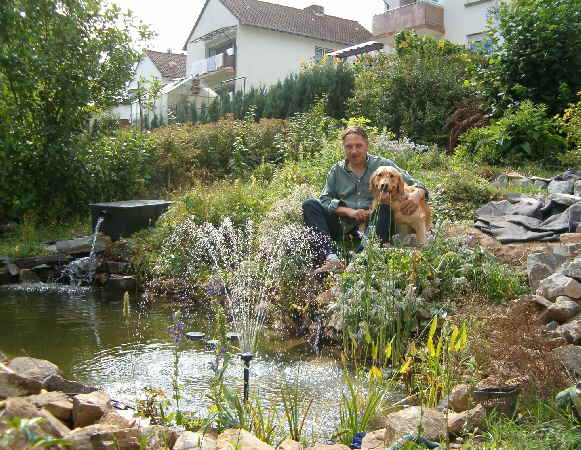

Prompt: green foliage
[
  {"left": 455, "top": 101, "right": 567, "bottom": 166},
  {"left": 348, "top": 31, "right": 481, "bottom": 146},
  {"left": 135, "top": 75, "right": 163, "bottom": 130},
  {"left": 483, "top": 0, "right": 581, "bottom": 115},
  {"left": 399, "top": 317, "right": 472, "bottom": 408},
  {"left": 80, "top": 128, "right": 159, "bottom": 202},
  {"left": 556, "top": 93, "right": 581, "bottom": 168},
  {"left": 333, "top": 372, "right": 387, "bottom": 446},
  {"left": 334, "top": 231, "right": 524, "bottom": 367},
  {"left": 0, "top": 0, "right": 151, "bottom": 218},
  {"left": 280, "top": 383, "right": 314, "bottom": 443}
]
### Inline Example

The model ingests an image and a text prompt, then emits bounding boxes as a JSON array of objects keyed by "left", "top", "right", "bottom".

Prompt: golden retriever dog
[{"left": 369, "top": 166, "right": 432, "bottom": 245}]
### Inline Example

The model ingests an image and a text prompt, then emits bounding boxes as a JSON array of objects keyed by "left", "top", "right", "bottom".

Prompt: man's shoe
[{"left": 313, "top": 258, "right": 345, "bottom": 275}]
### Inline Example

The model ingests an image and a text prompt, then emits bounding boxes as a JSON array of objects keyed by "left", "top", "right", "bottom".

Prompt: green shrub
[
  {"left": 456, "top": 101, "right": 566, "bottom": 166},
  {"left": 556, "top": 93, "right": 581, "bottom": 168},
  {"left": 81, "top": 128, "right": 158, "bottom": 202},
  {"left": 348, "top": 31, "right": 481, "bottom": 146}
]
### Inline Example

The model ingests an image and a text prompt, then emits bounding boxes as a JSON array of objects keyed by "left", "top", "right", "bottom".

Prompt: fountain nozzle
[{"left": 240, "top": 353, "right": 254, "bottom": 403}]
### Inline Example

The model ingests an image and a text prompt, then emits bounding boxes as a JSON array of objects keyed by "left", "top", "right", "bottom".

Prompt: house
[
  {"left": 371, "top": 0, "right": 503, "bottom": 50},
  {"left": 182, "top": 0, "right": 371, "bottom": 93}
]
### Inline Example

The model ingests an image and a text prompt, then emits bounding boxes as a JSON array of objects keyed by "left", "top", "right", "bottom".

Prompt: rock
[
  {"left": 19, "top": 268, "right": 41, "bottom": 283},
  {"left": 105, "top": 274, "right": 137, "bottom": 292},
  {"left": 384, "top": 406, "right": 447, "bottom": 445},
  {"left": 174, "top": 430, "right": 217, "bottom": 450},
  {"left": 541, "top": 296, "right": 581, "bottom": 322},
  {"left": 73, "top": 391, "right": 111, "bottom": 428},
  {"left": 2, "top": 397, "right": 71, "bottom": 438},
  {"left": 492, "top": 174, "right": 509, "bottom": 186},
  {"left": 553, "top": 319, "right": 581, "bottom": 344},
  {"left": 44, "top": 373, "right": 99, "bottom": 394},
  {"left": 539, "top": 273, "right": 581, "bottom": 300},
  {"left": 278, "top": 439, "right": 304, "bottom": 450},
  {"left": 27, "top": 391, "right": 73, "bottom": 423},
  {"left": 8, "top": 356, "right": 61, "bottom": 386},
  {"left": 361, "top": 429, "right": 387, "bottom": 449},
  {"left": 527, "top": 252, "right": 568, "bottom": 291},
  {"left": 548, "top": 193, "right": 581, "bottom": 205},
  {"left": 561, "top": 234, "right": 581, "bottom": 245},
  {"left": 448, "top": 384, "right": 473, "bottom": 412},
  {"left": 513, "top": 177, "right": 533, "bottom": 187},
  {"left": 575, "top": 180, "right": 581, "bottom": 197},
  {"left": 548, "top": 180, "right": 575, "bottom": 195},
  {"left": 216, "top": 429, "right": 273, "bottom": 450},
  {"left": 56, "top": 234, "right": 111, "bottom": 255},
  {"left": 546, "top": 320, "right": 560, "bottom": 331},
  {"left": 0, "top": 371, "right": 42, "bottom": 398},
  {"left": 534, "top": 179, "right": 549, "bottom": 189},
  {"left": 552, "top": 345, "right": 581, "bottom": 377},
  {"left": 31, "top": 264, "right": 55, "bottom": 282},
  {"left": 141, "top": 425, "right": 179, "bottom": 449},
  {"left": 560, "top": 257, "right": 581, "bottom": 282},
  {"left": 6, "top": 260, "right": 19, "bottom": 276},
  {"left": 98, "top": 410, "right": 137, "bottom": 428},
  {"left": 64, "top": 424, "right": 121, "bottom": 449},
  {"left": 90, "top": 427, "right": 141, "bottom": 449},
  {"left": 447, "top": 404, "right": 486, "bottom": 435},
  {"left": 107, "top": 261, "right": 131, "bottom": 274},
  {"left": 13, "top": 254, "right": 72, "bottom": 269},
  {"left": 520, "top": 294, "right": 553, "bottom": 308}
]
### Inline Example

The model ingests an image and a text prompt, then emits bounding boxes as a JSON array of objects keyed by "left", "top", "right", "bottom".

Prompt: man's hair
[{"left": 341, "top": 126, "right": 368, "bottom": 143}]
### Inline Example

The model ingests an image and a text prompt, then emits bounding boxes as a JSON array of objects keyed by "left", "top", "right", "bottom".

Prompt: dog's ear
[
  {"left": 396, "top": 172, "right": 405, "bottom": 195},
  {"left": 369, "top": 171, "right": 378, "bottom": 195}
]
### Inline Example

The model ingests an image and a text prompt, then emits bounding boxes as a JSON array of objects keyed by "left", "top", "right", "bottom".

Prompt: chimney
[
  {"left": 304, "top": 5, "right": 324, "bottom": 16},
  {"left": 167, "top": 48, "right": 172, "bottom": 54}
]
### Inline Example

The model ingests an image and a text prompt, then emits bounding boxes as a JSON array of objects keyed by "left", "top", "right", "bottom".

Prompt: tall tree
[{"left": 0, "top": 0, "right": 151, "bottom": 217}]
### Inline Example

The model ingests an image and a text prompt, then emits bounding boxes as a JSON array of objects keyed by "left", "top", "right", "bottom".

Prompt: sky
[{"left": 113, "top": 0, "right": 389, "bottom": 53}]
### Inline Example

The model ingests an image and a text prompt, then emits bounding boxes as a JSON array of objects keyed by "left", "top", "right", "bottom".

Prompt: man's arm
[{"left": 320, "top": 166, "right": 368, "bottom": 223}]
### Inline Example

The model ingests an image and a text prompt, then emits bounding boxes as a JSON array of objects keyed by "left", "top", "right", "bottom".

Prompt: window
[
  {"left": 467, "top": 32, "right": 493, "bottom": 53},
  {"left": 314, "top": 46, "right": 334, "bottom": 61}
]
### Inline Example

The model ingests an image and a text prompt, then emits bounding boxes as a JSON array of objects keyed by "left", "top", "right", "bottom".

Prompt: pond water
[{"left": 0, "top": 283, "right": 381, "bottom": 440}]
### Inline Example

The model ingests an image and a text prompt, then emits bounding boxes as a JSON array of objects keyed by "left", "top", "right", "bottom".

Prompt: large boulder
[
  {"left": 548, "top": 180, "right": 575, "bottom": 195},
  {"left": 56, "top": 234, "right": 111, "bottom": 255},
  {"left": 384, "top": 406, "right": 447, "bottom": 445},
  {"left": 541, "top": 296, "right": 581, "bottom": 323},
  {"left": 447, "top": 384, "right": 474, "bottom": 412},
  {"left": 216, "top": 429, "right": 273, "bottom": 450},
  {"left": 8, "top": 356, "right": 61, "bottom": 386},
  {"left": 72, "top": 391, "right": 112, "bottom": 428},
  {"left": 560, "top": 257, "right": 581, "bottom": 282},
  {"left": 26, "top": 391, "right": 73, "bottom": 423},
  {"left": 553, "top": 319, "right": 581, "bottom": 344},
  {"left": 0, "top": 363, "right": 42, "bottom": 398},
  {"left": 361, "top": 429, "right": 387, "bottom": 449},
  {"left": 63, "top": 424, "right": 120, "bottom": 449},
  {"left": 527, "top": 252, "right": 568, "bottom": 291},
  {"left": 174, "top": 431, "right": 217, "bottom": 450},
  {"left": 447, "top": 404, "right": 486, "bottom": 435},
  {"left": 2, "top": 397, "right": 71, "bottom": 438},
  {"left": 44, "top": 373, "right": 99, "bottom": 394},
  {"left": 552, "top": 345, "right": 581, "bottom": 377},
  {"left": 539, "top": 273, "right": 581, "bottom": 300},
  {"left": 90, "top": 427, "right": 141, "bottom": 449}
]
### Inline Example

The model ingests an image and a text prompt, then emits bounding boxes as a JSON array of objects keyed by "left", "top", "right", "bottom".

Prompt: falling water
[
  {"left": 61, "top": 216, "right": 105, "bottom": 286},
  {"left": 157, "top": 217, "right": 315, "bottom": 354}
]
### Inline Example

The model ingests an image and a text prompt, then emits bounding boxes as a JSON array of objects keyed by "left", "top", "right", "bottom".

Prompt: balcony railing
[
  {"left": 190, "top": 51, "right": 235, "bottom": 78},
  {"left": 373, "top": 0, "right": 445, "bottom": 37}
]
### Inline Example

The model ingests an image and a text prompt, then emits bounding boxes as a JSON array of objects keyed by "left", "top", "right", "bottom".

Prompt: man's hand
[
  {"left": 350, "top": 208, "right": 369, "bottom": 224},
  {"left": 400, "top": 189, "right": 425, "bottom": 215}
]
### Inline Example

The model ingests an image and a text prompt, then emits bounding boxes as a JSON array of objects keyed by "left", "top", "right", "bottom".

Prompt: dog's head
[{"left": 369, "top": 166, "right": 405, "bottom": 202}]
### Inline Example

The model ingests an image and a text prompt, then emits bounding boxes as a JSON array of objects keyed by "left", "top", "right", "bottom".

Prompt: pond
[{"left": 0, "top": 282, "right": 389, "bottom": 440}]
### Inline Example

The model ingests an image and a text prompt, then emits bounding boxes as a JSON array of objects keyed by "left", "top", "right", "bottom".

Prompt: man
[{"left": 302, "top": 126, "right": 428, "bottom": 274}]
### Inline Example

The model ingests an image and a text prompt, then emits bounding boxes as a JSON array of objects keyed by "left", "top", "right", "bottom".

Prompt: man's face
[{"left": 343, "top": 133, "right": 368, "bottom": 167}]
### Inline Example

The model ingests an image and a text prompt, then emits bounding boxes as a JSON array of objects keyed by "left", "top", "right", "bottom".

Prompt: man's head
[{"left": 341, "top": 126, "right": 368, "bottom": 168}]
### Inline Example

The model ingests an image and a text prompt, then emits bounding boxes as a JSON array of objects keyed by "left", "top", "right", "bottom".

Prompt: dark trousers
[{"left": 302, "top": 198, "right": 394, "bottom": 262}]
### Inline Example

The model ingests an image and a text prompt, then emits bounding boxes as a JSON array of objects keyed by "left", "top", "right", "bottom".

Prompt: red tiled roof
[
  {"left": 183, "top": 0, "right": 371, "bottom": 49},
  {"left": 145, "top": 50, "right": 187, "bottom": 79}
]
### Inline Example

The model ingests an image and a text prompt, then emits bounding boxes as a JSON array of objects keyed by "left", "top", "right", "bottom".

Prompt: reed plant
[
  {"left": 333, "top": 370, "right": 388, "bottom": 446},
  {"left": 280, "top": 384, "right": 314, "bottom": 443}
]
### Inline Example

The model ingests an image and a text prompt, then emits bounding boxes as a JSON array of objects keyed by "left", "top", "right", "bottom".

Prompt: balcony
[
  {"left": 189, "top": 51, "right": 236, "bottom": 80},
  {"left": 373, "top": 0, "right": 445, "bottom": 40}
]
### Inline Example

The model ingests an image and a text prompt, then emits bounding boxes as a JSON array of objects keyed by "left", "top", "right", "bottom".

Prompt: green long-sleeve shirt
[{"left": 320, "top": 154, "right": 428, "bottom": 230}]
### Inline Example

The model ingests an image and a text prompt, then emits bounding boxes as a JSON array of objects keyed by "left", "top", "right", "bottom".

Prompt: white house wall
[
  {"left": 236, "top": 25, "right": 344, "bottom": 90},
  {"left": 185, "top": 0, "right": 239, "bottom": 75},
  {"left": 443, "top": 0, "right": 498, "bottom": 45},
  {"left": 128, "top": 56, "right": 162, "bottom": 91}
]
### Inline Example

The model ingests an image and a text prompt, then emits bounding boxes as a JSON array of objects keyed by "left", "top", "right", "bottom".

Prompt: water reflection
[{"left": 0, "top": 284, "right": 348, "bottom": 437}]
